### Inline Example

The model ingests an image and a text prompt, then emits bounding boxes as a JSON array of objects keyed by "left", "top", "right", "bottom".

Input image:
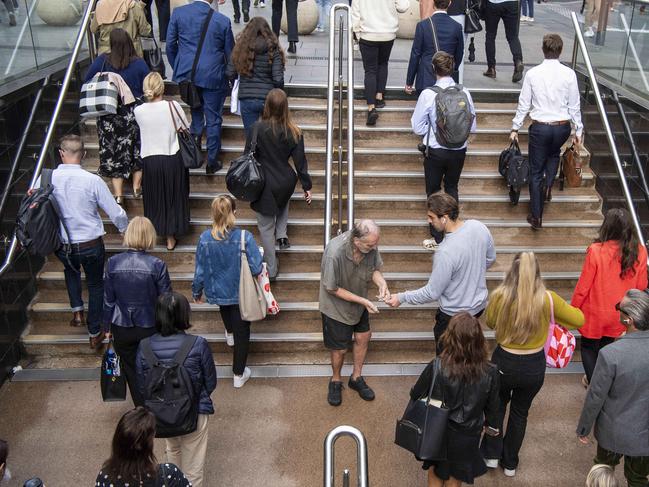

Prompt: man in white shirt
[{"left": 511, "top": 34, "right": 583, "bottom": 230}]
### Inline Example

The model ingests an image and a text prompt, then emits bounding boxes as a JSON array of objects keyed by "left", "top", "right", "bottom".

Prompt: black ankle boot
[{"left": 288, "top": 41, "right": 297, "bottom": 54}]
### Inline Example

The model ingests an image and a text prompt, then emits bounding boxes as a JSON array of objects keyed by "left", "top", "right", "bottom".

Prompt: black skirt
[
  {"left": 422, "top": 424, "right": 487, "bottom": 485},
  {"left": 142, "top": 153, "right": 190, "bottom": 237}
]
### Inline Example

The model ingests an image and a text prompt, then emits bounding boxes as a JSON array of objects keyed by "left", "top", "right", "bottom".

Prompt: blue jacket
[
  {"left": 192, "top": 227, "right": 263, "bottom": 306},
  {"left": 85, "top": 54, "right": 150, "bottom": 98},
  {"left": 166, "top": 2, "right": 234, "bottom": 91},
  {"left": 136, "top": 332, "right": 217, "bottom": 415},
  {"left": 406, "top": 13, "right": 464, "bottom": 92},
  {"left": 103, "top": 250, "right": 172, "bottom": 329}
]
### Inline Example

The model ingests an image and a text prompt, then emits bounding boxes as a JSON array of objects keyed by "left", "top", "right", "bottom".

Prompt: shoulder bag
[
  {"left": 226, "top": 123, "right": 265, "bottom": 201},
  {"left": 178, "top": 9, "right": 214, "bottom": 109},
  {"left": 79, "top": 57, "right": 119, "bottom": 118},
  {"left": 559, "top": 142, "right": 582, "bottom": 190},
  {"left": 465, "top": 0, "right": 484, "bottom": 33},
  {"left": 168, "top": 101, "right": 203, "bottom": 169},
  {"left": 395, "top": 359, "right": 449, "bottom": 461},
  {"left": 544, "top": 291, "right": 576, "bottom": 368},
  {"left": 239, "top": 230, "right": 267, "bottom": 322},
  {"left": 141, "top": 36, "right": 166, "bottom": 79},
  {"left": 100, "top": 337, "right": 127, "bottom": 402}
]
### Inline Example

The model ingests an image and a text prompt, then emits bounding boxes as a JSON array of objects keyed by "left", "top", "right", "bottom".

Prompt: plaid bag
[
  {"left": 79, "top": 72, "right": 119, "bottom": 118},
  {"left": 544, "top": 291, "right": 576, "bottom": 368}
]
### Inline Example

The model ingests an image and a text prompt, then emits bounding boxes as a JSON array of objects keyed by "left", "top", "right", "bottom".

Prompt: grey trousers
[{"left": 255, "top": 203, "right": 289, "bottom": 278}]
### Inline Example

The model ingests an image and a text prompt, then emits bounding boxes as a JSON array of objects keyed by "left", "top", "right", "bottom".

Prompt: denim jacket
[{"left": 192, "top": 227, "right": 263, "bottom": 305}]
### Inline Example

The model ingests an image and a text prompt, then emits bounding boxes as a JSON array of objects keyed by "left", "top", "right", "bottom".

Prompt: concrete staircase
[{"left": 21, "top": 86, "right": 602, "bottom": 368}]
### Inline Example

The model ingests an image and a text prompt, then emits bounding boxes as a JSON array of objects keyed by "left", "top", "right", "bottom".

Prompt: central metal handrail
[
  {"left": 324, "top": 4, "right": 354, "bottom": 246},
  {"left": 0, "top": 0, "right": 98, "bottom": 278},
  {"left": 570, "top": 12, "right": 645, "bottom": 245},
  {"left": 324, "top": 425, "right": 368, "bottom": 487}
]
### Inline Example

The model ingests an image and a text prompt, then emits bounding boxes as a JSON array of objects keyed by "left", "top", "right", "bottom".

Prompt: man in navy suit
[
  {"left": 405, "top": 0, "right": 464, "bottom": 95},
  {"left": 167, "top": 0, "right": 235, "bottom": 174}
]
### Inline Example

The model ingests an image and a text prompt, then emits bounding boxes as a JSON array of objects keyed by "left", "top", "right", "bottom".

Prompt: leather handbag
[
  {"left": 395, "top": 359, "right": 449, "bottom": 461},
  {"left": 226, "top": 124, "right": 265, "bottom": 201},
  {"left": 141, "top": 36, "right": 166, "bottom": 79},
  {"left": 464, "top": 0, "right": 483, "bottom": 34},
  {"left": 238, "top": 230, "right": 267, "bottom": 322},
  {"left": 100, "top": 339, "right": 127, "bottom": 402},
  {"left": 559, "top": 143, "right": 582, "bottom": 189},
  {"left": 179, "top": 9, "right": 214, "bottom": 109},
  {"left": 168, "top": 101, "right": 203, "bottom": 169}
]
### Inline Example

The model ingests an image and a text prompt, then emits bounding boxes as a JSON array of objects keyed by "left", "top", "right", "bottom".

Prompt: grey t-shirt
[{"left": 319, "top": 230, "right": 384, "bottom": 325}]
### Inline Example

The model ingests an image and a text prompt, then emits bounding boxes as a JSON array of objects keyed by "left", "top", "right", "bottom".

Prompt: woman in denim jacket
[{"left": 192, "top": 195, "right": 263, "bottom": 388}]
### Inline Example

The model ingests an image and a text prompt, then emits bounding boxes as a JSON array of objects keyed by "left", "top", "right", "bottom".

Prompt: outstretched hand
[{"left": 385, "top": 294, "right": 401, "bottom": 308}]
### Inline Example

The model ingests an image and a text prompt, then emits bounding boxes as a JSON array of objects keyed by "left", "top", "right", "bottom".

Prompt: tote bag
[
  {"left": 258, "top": 263, "right": 280, "bottom": 315},
  {"left": 239, "top": 230, "right": 267, "bottom": 322},
  {"left": 168, "top": 101, "right": 203, "bottom": 169},
  {"left": 544, "top": 291, "right": 576, "bottom": 368},
  {"left": 79, "top": 68, "right": 119, "bottom": 118}
]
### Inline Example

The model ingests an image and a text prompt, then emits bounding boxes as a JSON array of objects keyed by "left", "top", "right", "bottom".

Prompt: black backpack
[
  {"left": 498, "top": 141, "right": 530, "bottom": 205},
  {"left": 15, "top": 169, "right": 71, "bottom": 257},
  {"left": 429, "top": 85, "right": 474, "bottom": 149},
  {"left": 141, "top": 335, "right": 199, "bottom": 438}
]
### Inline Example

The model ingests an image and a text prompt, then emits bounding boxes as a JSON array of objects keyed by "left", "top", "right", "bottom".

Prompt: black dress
[
  {"left": 247, "top": 121, "right": 312, "bottom": 216},
  {"left": 95, "top": 463, "right": 190, "bottom": 487}
]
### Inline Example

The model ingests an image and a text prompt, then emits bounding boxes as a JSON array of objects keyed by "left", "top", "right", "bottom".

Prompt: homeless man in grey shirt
[
  {"left": 319, "top": 220, "right": 390, "bottom": 407},
  {"left": 386, "top": 192, "right": 495, "bottom": 353}
]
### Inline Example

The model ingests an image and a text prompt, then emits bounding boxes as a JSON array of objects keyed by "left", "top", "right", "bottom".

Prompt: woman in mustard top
[{"left": 482, "top": 252, "right": 584, "bottom": 477}]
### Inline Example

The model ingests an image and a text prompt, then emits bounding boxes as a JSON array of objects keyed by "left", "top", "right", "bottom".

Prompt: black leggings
[
  {"left": 220, "top": 304, "right": 251, "bottom": 375},
  {"left": 581, "top": 336, "right": 615, "bottom": 383},
  {"left": 111, "top": 325, "right": 157, "bottom": 406},
  {"left": 359, "top": 39, "right": 394, "bottom": 105}
]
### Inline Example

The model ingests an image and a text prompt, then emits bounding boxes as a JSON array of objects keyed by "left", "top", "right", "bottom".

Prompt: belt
[
  {"left": 66, "top": 237, "right": 103, "bottom": 251},
  {"left": 531, "top": 120, "right": 570, "bottom": 126}
]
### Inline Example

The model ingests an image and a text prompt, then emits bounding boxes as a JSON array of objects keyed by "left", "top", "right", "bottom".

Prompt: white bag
[
  {"left": 258, "top": 263, "right": 280, "bottom": 316},
  {"left": 230, "top": 78, "right": 241, "bottom": 115},
  {"left": 238, "top": 230, "right": 267, "bottom": 322}
]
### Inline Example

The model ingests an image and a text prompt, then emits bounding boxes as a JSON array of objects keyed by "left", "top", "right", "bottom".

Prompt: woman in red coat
[{"left": 572, "top": 208, "right": 648, "bottom": 386}]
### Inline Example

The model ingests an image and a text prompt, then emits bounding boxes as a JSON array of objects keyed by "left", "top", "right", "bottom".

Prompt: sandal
[{"left": 133, "top": 188, "right": 142, "bottom": 199}]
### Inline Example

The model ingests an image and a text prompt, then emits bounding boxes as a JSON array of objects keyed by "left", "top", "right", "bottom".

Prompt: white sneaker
[
  {"left": 520, "top": 15, "right": 529, "bottom": 21},
  {"left": 584, "top": 27, "right": 595, "bottom": 37},
  {"left": 422, "top": 238, "right": 439, "bottom": 251},
  {"left": 224, "top": 330, "right": 234, "bottom": 347},
  {"left": 504, "top": 468, "right": 516, "bottom": 477},
  {"left": 484, "top": 459, "right": 499, "bottom": 469},
  {"left": 527, "top": 17, "right": 534, "bottom": 22},
  {"left": 233, "top": 367, "right": 251, "bottom": 388},
  {"left": 259, "top": 0, "right": 266, "bottom": 7}
]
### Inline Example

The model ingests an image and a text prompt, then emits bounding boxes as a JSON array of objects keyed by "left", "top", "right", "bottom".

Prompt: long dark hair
[
  {"left": 102, "top": 407, "right": 157, "bottom": 480},
  {"left": 231, "top": 17, "right": 285, "bottom": 77},
  {"left": 107, "top": 28, "right": 138, "bottom": 70},
  {"left": 262, "top": 88, "right": 301, "bottom": 142},
  {"left": 156, "top": 292, "right": 192, "bottom": 336},
  {"left": 439, "top": 313, "right": 489, "bottom": 383},
  {"left": 596, "top": 208, "right": 640, "bottom": 278}
]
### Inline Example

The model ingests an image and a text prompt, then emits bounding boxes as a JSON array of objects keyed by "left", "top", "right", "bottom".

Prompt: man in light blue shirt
[{"left": 48, "top": 135, "right": 128, "bottom": 349}]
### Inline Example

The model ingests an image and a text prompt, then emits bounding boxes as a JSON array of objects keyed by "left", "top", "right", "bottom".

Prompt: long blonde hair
[
  {"left": 491, "top": 252, "right": 546, "bottom": 345},
  {"left": 210, "top": 195, "right": 236, "bottom": 240}
]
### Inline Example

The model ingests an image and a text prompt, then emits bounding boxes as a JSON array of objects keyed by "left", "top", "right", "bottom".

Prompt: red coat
[{"left": 572, "top": 241, "right": 648, "bottom": 339}]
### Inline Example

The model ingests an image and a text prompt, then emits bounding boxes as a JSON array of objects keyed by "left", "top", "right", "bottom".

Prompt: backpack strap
[
  {"left": 173, "top": 334, "right": 198, "bottom": 366},
  {"left": 140, "top": 337, "right": 160, "bottom": 368},
  {"left": 40, "top": 168, "right": 53, "bottom": 188},
  {"left": 40, "top": 168, "right": 74, "bottom": 251},
  {"left": 191, "top": 9, "right": 215, "bottom": 83}
]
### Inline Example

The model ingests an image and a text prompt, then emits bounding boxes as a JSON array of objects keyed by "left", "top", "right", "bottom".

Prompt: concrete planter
[
  {"left": 397, "top": 1, "right": 420, "bottom": 39},
  {"left": 281, "top": 0, "right": 318, "bottom": 36},
  {"left": 37, "top": 0, "right": 83, "bottom": 26}
]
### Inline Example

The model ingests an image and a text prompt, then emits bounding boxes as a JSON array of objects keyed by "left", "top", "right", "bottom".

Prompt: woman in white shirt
[{"left": 134, "top": 72, "right": 190, "bottom": 250}]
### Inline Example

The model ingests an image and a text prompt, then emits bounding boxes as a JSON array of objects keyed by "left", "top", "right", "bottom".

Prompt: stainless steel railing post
[{"left": 323, "top": 425, "right": 369, "bottom": 487}]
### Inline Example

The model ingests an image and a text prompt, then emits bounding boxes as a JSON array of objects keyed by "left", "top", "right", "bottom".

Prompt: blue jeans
[
  {"left": 521, "top": 0, "right": 534, "bottom": 17},
  {"left": 315, "top": 0, "right": 332, "bottom": 29},
  {"left": 239, "top": 98, "right": 266, "bottom": 138},
  {"left": 527, "top": 122, "right": 571, "bottom": 219},
  {"left": 190, "top": 87, "right": 227, "bottom": 169},
  {"left": 55, "top": 241, "right": 105, "bottom": 337}
]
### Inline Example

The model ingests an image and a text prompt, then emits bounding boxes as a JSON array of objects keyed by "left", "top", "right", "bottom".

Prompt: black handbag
[
  {"left": 226, "top": 124, "right": 265, "bottom": 202},
  {"left": 141, "top": 36, "right": 166, "bottom": 79},
  {"left": 168, "top": 101, "right": 203, "bottom": 169},
  {"left": 499, "top": 141, "right": 529, "bottom": 205},
  {"left": 100, "top": 339, "right": 127, "bottom": 402},
  {"left": 395, "top": 359, "right": 449, "bottom": 461},
  {"left": 179, "top": 9, "right": 214, "bottom": 110},
  {"left": 465, "top": 0, "right": 483, "bottom": 33}
]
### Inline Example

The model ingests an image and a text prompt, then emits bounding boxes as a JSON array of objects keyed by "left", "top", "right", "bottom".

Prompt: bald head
[{"left": 352, "top": 219, "right": 380, "bottom": 254}]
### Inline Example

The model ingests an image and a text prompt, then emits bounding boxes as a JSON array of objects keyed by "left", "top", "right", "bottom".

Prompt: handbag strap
[
  {"left": 168, "top": 101, "right": 179, "bottom": 132},
  {"left": 426, "top": 359, "right": 444, "bottom": 404},
  {"left": 428, "top": 17, "right": 440, "bottom": 52},
  {"left": 168, "top": 100, "right": 190, "bottom": 131},
  {"left": 191, "top": 9, "right": 215, "bottom": 83},
  {"left": 248, "top": 123, "right": 260, "bottom": 154}
]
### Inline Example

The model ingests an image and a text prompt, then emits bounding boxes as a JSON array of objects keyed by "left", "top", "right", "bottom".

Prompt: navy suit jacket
[
  {"left": 166, "top": 1, "right": 234, "bottom": 91},
  {"left": 406, "top": 13, "right": 464, "bottom": 92}
]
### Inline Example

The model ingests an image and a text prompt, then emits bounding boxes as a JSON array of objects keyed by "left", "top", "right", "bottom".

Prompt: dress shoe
[
  {"left": 366, "top": 108, "right": 379, "bottom": 126},
  {"left": 483, "top": 66, "right": 497, "bottom": 79},
  {"left": 69, "top": 311, "right": 85, "bottom": 327},
  {"left": 277, "top": 238, "right": 290, "bottom": 250},
  {"left": 527, "top": 214, "right": 542, "bottom": 230},
  {"left": 374, "top": 98, "right": 386, "bottom": 109},
  {"left": 287, "top": 41, "right": 297, "bottom": 54},
  {"left": 243, "top": 11, "right": 250, "bottom": 22},
  {"left": 512, "top": 61, "right": 525, "bottom": 83},
  {"left": 89, "top": 334, "right": 104, "bottom": 350},
  {"left": 233, "top": 15, "right": 240, "bottom": 23},
  {"left": 206, "top": 162, "right": 222, "bottom": 175}
]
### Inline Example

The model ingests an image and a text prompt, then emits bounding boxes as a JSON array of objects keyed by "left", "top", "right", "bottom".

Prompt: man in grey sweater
[{"left": 386, "top": 192, "right": 495, "bottom": 352}]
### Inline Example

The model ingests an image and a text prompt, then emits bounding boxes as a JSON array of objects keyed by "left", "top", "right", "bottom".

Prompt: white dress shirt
[
  {"left": 42, "top": 164, "right": 128, "bottom": 243},
  {"left": 512, "top": 59, "right": 584, "bottom": 136},
  {"left": 411, "top": 76, "right": 477, "bottom": 150}
]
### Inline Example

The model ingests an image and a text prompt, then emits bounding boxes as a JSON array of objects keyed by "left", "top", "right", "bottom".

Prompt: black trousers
[
  {"left": 434, "top": 309, "right": 483, "bottom": 354},
  {"left": 111, "top": 325, "right": 157, "bottom": 406},
  {"left": 220, "top": 304, "right": 251, "bottom": 375},
  {"left": 232, "top": 0, "right": 251, "bottom": 17},
  {"left": 272, "top": 0, "right": 299, "bottom": 42},
  {"left": 359, "top": 39, "right": 394, "bottom": 105},
  {"left": 144, "top": 0, "right": 170, "bottom": 41},
  {"left": 581, "top": 336, "right": 615, "bottom": 384},
  {"left": 484, "top": 0, "right": 523, "bottom": 67}
]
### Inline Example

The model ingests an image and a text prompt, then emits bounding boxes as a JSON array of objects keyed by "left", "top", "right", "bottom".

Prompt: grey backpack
[{"left": 428, "top": 85, "right": 474, "bottom": 149}]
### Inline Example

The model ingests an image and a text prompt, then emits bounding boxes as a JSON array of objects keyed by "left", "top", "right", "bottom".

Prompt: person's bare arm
[{"left": 328, "top": 287, "right": 379, "bottom": 314}]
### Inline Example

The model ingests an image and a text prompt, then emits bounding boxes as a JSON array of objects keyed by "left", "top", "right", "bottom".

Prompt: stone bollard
[
  {"left": 397, "top": 1, "right": 420, "bottom": 39},
  {"left": 281, "top": 0, "right": 319, "bottom": 35},
  {"left": 37, "top": 0, "right": 83, "bottom": 26}
]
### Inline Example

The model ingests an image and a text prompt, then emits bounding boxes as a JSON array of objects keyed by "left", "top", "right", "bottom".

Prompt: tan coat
[
  {"left": 91, "top": 0, "right": 152, "bottom": 58},
  {"left": 170, "top": 0, "right": 189, "bottom": 11}
]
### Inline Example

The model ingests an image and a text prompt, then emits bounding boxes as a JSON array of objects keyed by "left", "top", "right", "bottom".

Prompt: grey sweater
[{"left": 398, "top": 219, "right": 496, "bottom": 315}]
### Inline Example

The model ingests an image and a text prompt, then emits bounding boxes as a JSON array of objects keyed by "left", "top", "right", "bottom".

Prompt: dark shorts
[{"left": 321, "top": 310, "right": 370, "bottom": 350}]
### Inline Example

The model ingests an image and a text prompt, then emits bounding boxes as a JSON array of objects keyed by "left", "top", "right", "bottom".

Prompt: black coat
[
  {"left": 226, "top": 36, "right": 284, "bottom": 100},
  {"left": 247, "top": 121, "right": 312, "bottom": 216}
]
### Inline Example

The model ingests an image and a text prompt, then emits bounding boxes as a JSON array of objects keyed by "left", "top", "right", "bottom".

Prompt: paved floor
[{"left": 0, "top": 374, "right": 627, "bottom": 486}]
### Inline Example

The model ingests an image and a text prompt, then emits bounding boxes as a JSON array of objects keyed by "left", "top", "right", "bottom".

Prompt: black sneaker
[
  {"left": 233, "top": 15, "right": 240, "bottom": 23},
  {"left": 348, "top": 376, "right": 375, "bottom": 401},
  {"left": 243, "top": 11, "right": 250, "bottom": 22},
  {"left": 277, "top": 238, "right": 290, "bottom": 250},
  {"left": 375, "top": 98, "right": 386, "bottom": 109},
  {"left": 366, "top": 109, "right": 379, "bottom": 126},
  {"left": 328, "top": 380, "right": 343, "bottom": 406},
  {"left": 206, "top": 163, "right": 222, "bottom": 175}
]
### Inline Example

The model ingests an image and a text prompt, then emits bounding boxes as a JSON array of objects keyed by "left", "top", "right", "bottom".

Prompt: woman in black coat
[{"left": 247, "top": 88, "right": 312, "bottom": 280}]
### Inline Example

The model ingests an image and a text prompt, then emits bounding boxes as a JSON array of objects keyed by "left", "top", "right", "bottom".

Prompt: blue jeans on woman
[
  {"left": 315, "top": 0, "right": 332, "bottom": 30},
  {"left": 240, "top": 98, "right": 266, "bottom": 138}
]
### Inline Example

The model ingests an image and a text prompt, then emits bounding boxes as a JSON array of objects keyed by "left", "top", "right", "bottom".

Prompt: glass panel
[
  {"left": 621, "top": 0, "right": 649, "bottom": 100},
  {"left": 0, "top": 0, "right": 38, "bottom": 84}
]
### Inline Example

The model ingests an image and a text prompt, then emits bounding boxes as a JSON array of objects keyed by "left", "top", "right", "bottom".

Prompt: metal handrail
[
  {"left": 0, "top": 0, "right": 97, "bottom": 278},
  {"left": 324, "top": 425, "right": 368, "bottom": 487},
  {"left": 570, "top": 12, "right": 645, "bottom": 245},
  {"left": 324, "top": 4, "right": 354, "bottom": 246}
]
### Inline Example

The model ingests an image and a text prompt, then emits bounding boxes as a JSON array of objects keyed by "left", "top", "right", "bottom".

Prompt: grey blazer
[{"left": 576, "top": 330, "right": 649, "bottom": 456}]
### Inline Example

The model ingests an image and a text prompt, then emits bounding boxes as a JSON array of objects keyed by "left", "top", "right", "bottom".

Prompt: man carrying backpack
[
  {"left": 44, "top": 135, "right": 128, "bottom": 349},
  {"left": 411, "top": 51, "right": 476, "bottom": 245}
]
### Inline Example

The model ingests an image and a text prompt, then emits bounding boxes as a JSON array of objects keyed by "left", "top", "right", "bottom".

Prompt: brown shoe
[
  {"left": 89, "top": 334, "right": 104, "bottom": 350},
  {"left": 512, "top": 61, "right": 525, "bottom": 83},
  {"left": 69, "top": 311, "right": 85, "bottom": 327},
  {"left": 527, "top": 214, "right": 542, "bottom": 230},
  {"left": 483, "top": 66, "right": 497, "bottom": 79}
]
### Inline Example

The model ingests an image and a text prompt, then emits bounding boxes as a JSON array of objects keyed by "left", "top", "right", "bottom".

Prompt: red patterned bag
[
  {"left": 543, "top": 291, "right": 576, "bottom": 368},
  {"left": 258, "top": 263, "right": 280, "bottom": 316}
]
